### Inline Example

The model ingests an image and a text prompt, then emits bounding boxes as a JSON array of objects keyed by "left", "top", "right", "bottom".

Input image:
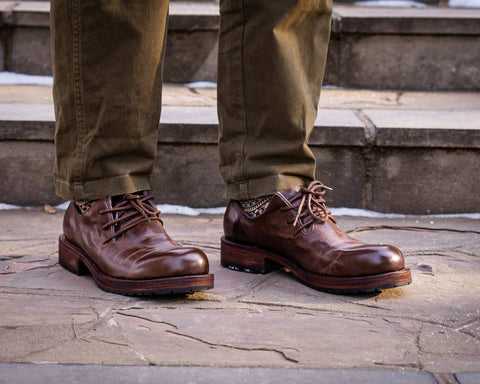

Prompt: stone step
[
  {"left": 0, "top": 83, "right": 479, "bottom": 214},
  {"left": 1, "top": 2, "right": 479, "bottom": 90}
]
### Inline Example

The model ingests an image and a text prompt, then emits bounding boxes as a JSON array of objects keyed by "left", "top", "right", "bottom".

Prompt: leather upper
[
  {"left": 224, "top": 183, "right": 405, "bottom": 277},
  {"left": 63, "top": 192, "right": 209, "bottom": 279}
]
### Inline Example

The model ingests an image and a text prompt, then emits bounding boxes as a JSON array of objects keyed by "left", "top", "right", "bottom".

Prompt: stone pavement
[{"left": 0, "top": 208, "right": 479, "bottom": 383}]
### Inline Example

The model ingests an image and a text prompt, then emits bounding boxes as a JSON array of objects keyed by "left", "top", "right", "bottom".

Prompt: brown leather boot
[
  {"left": 59, "top": 191, "right": 214, "bottom": 295},
  {"left": 221, "top": 181, "right": 411, "bottom": 294}
]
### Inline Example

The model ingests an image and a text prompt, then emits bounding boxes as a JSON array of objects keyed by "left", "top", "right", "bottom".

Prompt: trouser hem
[
  {"left": 54, "top": 173, "right": 152, "bottom": 201},
  {"left": 225, "top": 175, "right": 313, "bottom": 200}
]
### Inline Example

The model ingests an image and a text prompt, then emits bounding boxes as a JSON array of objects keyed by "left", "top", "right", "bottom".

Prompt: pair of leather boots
[{"left": 59, "top": 181, "right": 411, "bottom": 295}]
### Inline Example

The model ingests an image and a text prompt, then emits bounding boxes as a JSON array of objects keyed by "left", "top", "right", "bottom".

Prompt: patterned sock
[
  {"left": 239, "top": 195, "right": 274, "bottom": 217},
  {"left": 74, "top": 199, "right": 97, "bottom": 214}
]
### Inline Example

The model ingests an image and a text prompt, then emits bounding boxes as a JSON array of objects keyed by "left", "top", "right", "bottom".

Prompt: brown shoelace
[
  {"left": 282, "top": 181, "right": 335, "bottom": 235},
  {"left": 99, "top": 193, "right": 162, "bottom": 244}
]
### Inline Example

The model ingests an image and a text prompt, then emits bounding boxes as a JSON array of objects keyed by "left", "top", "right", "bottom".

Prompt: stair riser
[
  {"left": 3, "top": 10, "right": 479, "bottom": 90},
  {"left": 1, "top": 140, "right": 478, "bottom": 214}
]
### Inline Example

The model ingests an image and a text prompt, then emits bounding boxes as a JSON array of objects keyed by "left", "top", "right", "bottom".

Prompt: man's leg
[
  {"left": 218, "top": 0, "right": 331, "bottom": 199},
  {"left": 51, "top": 0, "right": 213, "bottom": 295},
  {"left": 51, "top": 0, "right": 167, "bottom": 200},
  {"left": 218, "top": 0, "right": 411, "bottom": 293}
]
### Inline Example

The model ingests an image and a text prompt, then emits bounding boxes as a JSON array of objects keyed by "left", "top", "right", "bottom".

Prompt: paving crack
[
  {"left": 0, "top": 287, "right": 121, "bottom": 302},
  {"left": 12, "top": 337, "right": 73, "bottom": 362},
  {"left": 373, "top": 361, "right": 420, "bottom": 369},
  {"left": 415, "top": 327, "right": 423, "bottom": 369},
  {"left": 186, "top": 87, "right": 216, "bottom": 102},
  {"left": 111, "top": 312, "right": 166, "bottom": 364},
  {"left": 10, "top": 314, "right": 101, "bottom": 361},
  {"left": 349, "top": 301, "right": 393, "bottom": 311},
  {"left": 405, "top": 251, "right": 477, "bottom": 264},
  {"left": 115, "top": 312, "right": 178, "bottom": 330},
  {"left": 227, "top": 272, "right": 282, "bottom": 302},
  {"left": 354, "top": 109, "right": 376, "bottom": 145},
  {"left": 405, "top": 249, "right": 471, "bottom": 258},
  {"left": 395, "top": 91, "right": 404, "bottom": 106},
  {"left": 188, "top": 87, "right": 200, "bottom": 96},
  {"left": 431, "top": 372, "right": 461, "bottom": 384},
  {"left": 1, "top": 261, "right": 58, "bottom": 275},
  {"left": 342, "top": 316, "right": 377, "bottom": 326},
  {"left": 0, "top": 255, "right": 33, "bottom": 261},
  {"left": 347, "top": 225, "right": 480, "bottom": 235},
  {"left": 45, "top": 269, "right": 66, "bottom": 278},
  {"left": 455, "top": 317, "right": 480, "bottom": 338},
  {"left": 16, "top": 264, "right": 58, "bottom": 272},
  {"left": 237, "top": 299, "right": 462, "bottom": 330},
  {"left": 1, "top": 256, "right": 49, "bottom": 263},
  {"left": 0, "top": 238, "right": 56, "bottom": 242},
  {"left": 87, "top": 299, "right": 101, "bottom": 320},
  {"left": 353, "top": 109, "right": 376, "bottom": 210},
  {"left": 295, "top": 311, "right": 315, "bottom": 317},
  {"left": 455, "top": 317, "right": 480, "bottom": 330},
  {"left": 180, "top": 241, "right": 220, "bottom": 252},
  {"left": 382, "top": 317, "right": 401, "bottom": 325},
  {"left": 165, "top": 329, "right": 299, "bottom": 363},
  {"left": 447, "top": 247, "right": 479, "bottom": 258}
]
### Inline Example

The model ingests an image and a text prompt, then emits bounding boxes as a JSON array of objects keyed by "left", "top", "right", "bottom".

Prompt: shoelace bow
[
  {"left": 281, "top": 181, "right": 336, "bottom": 235},
  {"left": 99, "top": 193, "right": 162, "bottom": 244}
]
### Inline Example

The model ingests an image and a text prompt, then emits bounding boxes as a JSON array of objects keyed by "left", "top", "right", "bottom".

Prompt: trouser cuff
[
  {"left": 225, "top": 175, "right": 313, "bottom": 200},
  {"left": 54, "top": 173, "right": 152, "bottom": 201}
]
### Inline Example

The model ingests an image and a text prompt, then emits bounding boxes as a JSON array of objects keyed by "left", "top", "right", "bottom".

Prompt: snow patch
[
  {"left": 157, "top": 204, "right": 225, "bottom": 216},
  {"left": 185, "top": 81, "right": 217, "bottom": 89},
  {"left": 132, "top": 350, "right": 148, "bottom": 362},
  {"left": 331, "top": 207, "right": 407, "bottom": 218},
  {"left": 99, "top": 308, "right": 110, "bottom": 318},
  {"left": 329, "top": 207, "right": 480, "bottom": 220},
  {"left": 0, "top": 203, "right": 22, "bottom": 210},
  {"left": 449, "top": 0, "right": 480, "bottom": 7},
  {"left": 322, "top": 85, "right": 345, "bottom": 90},
  {"left": 54, "top": 202, "right": 70, "bottom": 210},
  {"left": 354, "top": 1, "right": 426, "bottom": 7},
  {"left": 1, "top": 202, "right": 479, "bottom": 219},
  {"left": 354, "top": 0, "right": 480, "bottom": 8},
  {"left": 0, "top": 71, "right": 53, "bottom": 86},
  {"left": 107, "top": 318, "right": 118, "bottom": 327}
]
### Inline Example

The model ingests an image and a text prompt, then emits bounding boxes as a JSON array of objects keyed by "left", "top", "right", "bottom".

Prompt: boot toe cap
[
  {"left": 330, "top": 245, "right": 405, "bottom": 277},
  {"left": 130, "top": 247, "right": 209, "bottom": 279},
  {"left": 355, "top": 245, "right": 405, "bottom": 275}
]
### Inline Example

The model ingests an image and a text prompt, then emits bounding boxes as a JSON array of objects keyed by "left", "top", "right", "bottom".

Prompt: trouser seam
[
  {"left": 240, "top": 0, "right": 248, "bottom": 184},
  {"left": 72, "top": 0, "right": 86, "bottom": 191}
]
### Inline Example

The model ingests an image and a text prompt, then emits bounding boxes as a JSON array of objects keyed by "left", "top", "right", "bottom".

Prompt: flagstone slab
[{"left": 0, "top": 211, "right": 478, "bottom": 373}]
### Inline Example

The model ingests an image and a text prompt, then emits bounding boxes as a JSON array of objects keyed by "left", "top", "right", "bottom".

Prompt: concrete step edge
[
  {"left": 5, "top": 2, "right": 480, "bottom": 35},
  {"left": 0, "top": 104, "right": 479, "bottom": 149}
]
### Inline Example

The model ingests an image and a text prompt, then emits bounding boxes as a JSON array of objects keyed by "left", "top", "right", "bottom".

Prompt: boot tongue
[
  {"left": 110, "top": 191, "right": 148, "bottom": 224},
  {"left": 102, "top": 191, "right": 162, "bottom": 243}
]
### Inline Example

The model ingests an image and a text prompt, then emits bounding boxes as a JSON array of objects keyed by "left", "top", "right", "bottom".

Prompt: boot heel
[
  {"left": 221, "top": 236, "right": 280, "bottom": 274},
  {"left": 58, "top": 235, "right": 88, "bottom": 275}
]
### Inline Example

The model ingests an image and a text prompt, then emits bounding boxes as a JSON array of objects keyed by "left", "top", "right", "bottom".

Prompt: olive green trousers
[{"left": 51, "top": 0, "right": 332, "bottom": 201}]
